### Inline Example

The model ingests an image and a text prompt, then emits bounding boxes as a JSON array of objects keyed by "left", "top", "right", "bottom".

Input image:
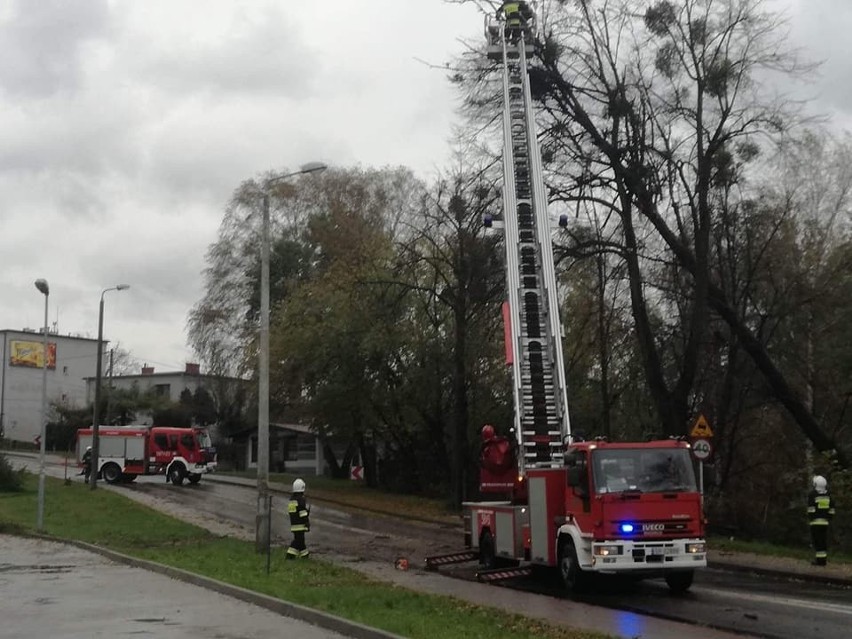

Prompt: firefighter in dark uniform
[
  {"left": 497, "top": 1, "right": 533, "bottom": 43},
  {"left": 286, "top": 478, "right": 310, "bottom": 559},
  {"left": 807, "top": 475, "right": 835, "bottom": 566},
  {"left": 82, "top": 445, "right": 93, "bottom": 483}
]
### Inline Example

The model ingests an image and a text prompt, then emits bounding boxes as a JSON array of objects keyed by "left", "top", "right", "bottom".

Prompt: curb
[
  {"left": 708, "top": 558, "right": 852, "bottom": 588},
  {"left": 28, "top": 533, "right": 406, "bottom": 639}
]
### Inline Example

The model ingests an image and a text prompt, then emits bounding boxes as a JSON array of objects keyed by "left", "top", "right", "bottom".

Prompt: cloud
[
  {"left": 0, "top": 0, "right": 112, "bottom": 98},
  {"left": 0, "top": 0, "right": 566, "bottom": 371}
]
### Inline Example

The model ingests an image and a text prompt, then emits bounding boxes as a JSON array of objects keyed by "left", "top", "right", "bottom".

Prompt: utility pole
[
  {"left": 105, "top": 349, "right": 114, "bottom": 425},
  {"left": 255, "top": 161, "right": 327, "bottom": 553}
]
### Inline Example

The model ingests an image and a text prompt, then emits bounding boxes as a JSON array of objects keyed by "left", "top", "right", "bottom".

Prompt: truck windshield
[{"left": 592, "top": 448, "right": 697, "bottom": 494}]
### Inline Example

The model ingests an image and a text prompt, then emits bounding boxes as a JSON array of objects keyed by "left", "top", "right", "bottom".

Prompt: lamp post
[
  {"left": 256, "top": 161, "right": 326, "bottom": 552},
  {"left": 90, "top": 284, "right": 130, "bottom": 489},
  {"left": 34, "top": 278, "right": 49, "bottom": 531}
]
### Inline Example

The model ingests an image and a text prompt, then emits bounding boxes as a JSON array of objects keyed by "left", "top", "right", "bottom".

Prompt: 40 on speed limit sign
[{"left": 691, "top": 438, "right": 713, "bottom": 461}]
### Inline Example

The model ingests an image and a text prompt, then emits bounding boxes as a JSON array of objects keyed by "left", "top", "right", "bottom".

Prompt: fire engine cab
[
  {"left": 77, "top": 425, "right": 217, "bottom": 486},
  {"left": 448, "top": 9, "right": 707, "bottom": 593}
]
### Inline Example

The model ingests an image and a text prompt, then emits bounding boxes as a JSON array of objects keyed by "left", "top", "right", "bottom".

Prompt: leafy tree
[
  {"left": 452, "top": 0, "right": 847, "bottom": 466},
  {"left": 268, "top": 167, "right": 422, "bottom": 485},
  {"left": 393, "top": 167, "right": 508, "bottom": 503},
  {"left": 192, "top": 387, "right": 218, "bottom": 428}
]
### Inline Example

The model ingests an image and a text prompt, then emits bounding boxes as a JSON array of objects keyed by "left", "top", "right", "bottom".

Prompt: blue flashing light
[{"left": 620, "top": 523, "right": 635, "bottom": 534}]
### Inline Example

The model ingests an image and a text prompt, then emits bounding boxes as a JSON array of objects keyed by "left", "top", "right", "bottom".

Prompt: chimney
[
  {"left": 185, "top": 362, "right": 200, "bottom": 375},
  {"left": 141, "top": 365, "right": 154, "bottom": 376}
]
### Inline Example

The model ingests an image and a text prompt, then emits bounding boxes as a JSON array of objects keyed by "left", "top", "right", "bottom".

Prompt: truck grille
[{"left": 612, "top": 520, "right": 693, "bottom": 536}]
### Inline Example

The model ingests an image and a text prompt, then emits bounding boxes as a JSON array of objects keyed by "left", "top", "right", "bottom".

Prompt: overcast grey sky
[{"left": 1, "top": 0, "right": 850, "bottom": 373}]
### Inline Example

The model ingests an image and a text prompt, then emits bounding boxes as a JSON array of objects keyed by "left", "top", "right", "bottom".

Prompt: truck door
[
  {"left": 152, "top": 432, "right": 177, "bottom": 466},
  {"left": 177, "top": 432, "right": 198, "bottom": 463},
  {"left": 564, "top": 449, "right": 591, "bottom": 515}
]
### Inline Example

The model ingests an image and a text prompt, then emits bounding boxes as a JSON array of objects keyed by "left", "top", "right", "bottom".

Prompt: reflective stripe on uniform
[
  {"left": 810, "top": 519, "right": 830, "bottom": 526},
  {"left": 291, "top": 524, "right": 308, "bottom": 532}
]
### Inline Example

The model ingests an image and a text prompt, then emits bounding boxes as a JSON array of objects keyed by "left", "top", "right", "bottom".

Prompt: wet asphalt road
[
  {"left": 105, "top": 472, "right": 852, "bottom": 639},
  {"left": 10, "top": 454, "right": 852, "bottom": 639}
]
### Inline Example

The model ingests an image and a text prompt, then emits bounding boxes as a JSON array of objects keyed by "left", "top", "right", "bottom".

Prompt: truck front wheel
[
  {"left": 101, "top": 463, "right": 122, "bottom": 484},
  {"left": 558, "top": 537, "right": 591, "bottom": 593},
  {"left": 168, "top": 464, "right": 186, "bottom": 486},
  {"left": 665, "top": 570, "right": 694, "bottom": 594},
  {"left": 187, "top": 473, "right": 201, "bottom": 485}
]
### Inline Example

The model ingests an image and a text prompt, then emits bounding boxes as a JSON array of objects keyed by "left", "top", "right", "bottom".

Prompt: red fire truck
[
  {"left": 467, "top": 433, "right": 705, "bottom": 593},
  {"left": 438, "top": 12, "right": 707, "bottom": 593},
  {"left": 77, "top": 425, "right": 217, "bottom": 486}
]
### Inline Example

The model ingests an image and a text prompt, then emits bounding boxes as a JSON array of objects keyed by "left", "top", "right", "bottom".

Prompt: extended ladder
[{"left": 487, "top": 14, "right": 571, "bottom": 473}]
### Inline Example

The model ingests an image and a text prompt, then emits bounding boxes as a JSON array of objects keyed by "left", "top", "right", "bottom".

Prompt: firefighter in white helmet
[
  {"left": 286, "top": 478, "right": 311, "bottom": 559},
  {"left": 807, "top": 475, "right": 835, "bottom": 566}
]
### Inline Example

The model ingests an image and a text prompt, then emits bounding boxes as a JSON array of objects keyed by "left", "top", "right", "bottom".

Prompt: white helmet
[
  {"left": 813, "top": 475, "right": 828, "bottom": 494},
  {"left": 292, "top": 478, "right": 306, "bottom": 493},
  {"left": 86, "top": 445, "right": 92, "bottom": 451}
]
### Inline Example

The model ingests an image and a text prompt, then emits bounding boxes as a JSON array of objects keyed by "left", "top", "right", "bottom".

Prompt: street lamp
[
  {"left": 256, "top": 161, "right": 327, "bottom": 552},
  {"left": 34, "top": 278, "right": 49, "bottom": 531},
  {"left": 90, "top": 284, "right": 130, "bottom": 489}
]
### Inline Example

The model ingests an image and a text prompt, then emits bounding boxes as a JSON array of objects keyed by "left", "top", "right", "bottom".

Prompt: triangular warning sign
[{"left": 689, "top": 414, "right": 714, "bottom": 438}]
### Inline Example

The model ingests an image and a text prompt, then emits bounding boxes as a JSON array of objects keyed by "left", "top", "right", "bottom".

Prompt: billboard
[{"left": 10, "top": 340, "right": 57, "bottom": 369}]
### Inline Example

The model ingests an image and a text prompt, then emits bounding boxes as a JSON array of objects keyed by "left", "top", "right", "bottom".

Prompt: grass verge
[
  {"left": 0, "top": 474, "right": 613, "bottom": 639},
  {"left": 708, "top": 535, "right": 852, "bottom": 564},
  {"left": 226, "top": 470, "right": 460, "bottom": 522}
]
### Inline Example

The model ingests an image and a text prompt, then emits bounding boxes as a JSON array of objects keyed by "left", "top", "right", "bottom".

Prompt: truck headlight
[
  {"left": 685, "top": 542, "right": 706, "bottom": 554},
  {"left": 594, "top": 545, "right": 623, "bottom": 556}
]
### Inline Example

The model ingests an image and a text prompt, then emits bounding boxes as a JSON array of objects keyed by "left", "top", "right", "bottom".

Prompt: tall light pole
[
  {"left": 256, "top": 161, "right": 326, "bottom": 552},
  {"left": 34, "top": 278, "right": 49, "bottom": 531},
  {"left": 90, "top": 284, "right": 130, "bottom": 489}
]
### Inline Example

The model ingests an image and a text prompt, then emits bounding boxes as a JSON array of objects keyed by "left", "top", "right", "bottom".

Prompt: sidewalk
[{"left": 0, "top": 534, "right": 386, "bottom": 639}]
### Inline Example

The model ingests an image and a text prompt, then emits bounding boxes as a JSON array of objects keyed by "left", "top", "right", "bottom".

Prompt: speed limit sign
[{"left": 692, "top": 438, "right": 713, "bottom": 461}]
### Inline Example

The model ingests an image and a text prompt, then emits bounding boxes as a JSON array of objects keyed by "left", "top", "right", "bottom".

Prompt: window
[
  {"left": 591, "top": 448, "right": 697, "bottom": 494},
  {"left": 154, "top": 434, "right": 168, "bottom": 449},
  {"left": 154, "top": 384, "right": 171, "bottom": 397},
  {"left": 181, "top": 433, "right": 196, "bottom": 449},
  {"left": 168, "top": 435, "right": 179, "bottom": 451}
]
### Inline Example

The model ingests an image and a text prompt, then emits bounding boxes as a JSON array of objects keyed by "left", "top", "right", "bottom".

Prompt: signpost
[
  {"left": 691, "top": 438, "right": 712, "bottom": 460},
  {"left": 689, "top": 414, "right": 714, "bottom": 494}
]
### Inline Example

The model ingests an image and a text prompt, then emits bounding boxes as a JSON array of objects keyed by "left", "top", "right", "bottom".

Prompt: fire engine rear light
[
  {"left": 594, "top": 545, "right": 623, "bottom": 556},
  {"left": 686, "top": 542, "right": 705, "bottom": 554}
]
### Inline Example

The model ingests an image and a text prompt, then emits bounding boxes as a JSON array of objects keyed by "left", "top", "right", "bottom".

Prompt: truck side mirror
[
  {"left": 567, "top": 463, "right": 588, "bottom": 497},
  {"left": 567, "top": 466, "right": 581, "bottom": 486}
]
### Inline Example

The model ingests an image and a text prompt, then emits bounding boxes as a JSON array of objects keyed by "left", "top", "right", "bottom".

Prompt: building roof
[
  {"left": 83, "top": 371, "right": 247, "bottom": 383},
  {"left": 229, "top": 422, "right": 316, "bottom": 438},
  {"left": 1, "top": 328, "right": 99, "bottom": 343}
]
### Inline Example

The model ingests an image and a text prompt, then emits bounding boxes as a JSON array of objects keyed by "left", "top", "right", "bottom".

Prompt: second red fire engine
[{"left": 77, "top": 425, "right": 217, "bottom": 485}]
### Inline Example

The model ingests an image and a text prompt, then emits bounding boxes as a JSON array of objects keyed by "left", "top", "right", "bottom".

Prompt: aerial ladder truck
[{"left": 430, "top": 6, "right": 707, "bottom": 594}]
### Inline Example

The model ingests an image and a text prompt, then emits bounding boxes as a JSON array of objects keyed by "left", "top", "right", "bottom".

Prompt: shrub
[{"left": 0, "top": 453, "right": 26, "bottom": 492}]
